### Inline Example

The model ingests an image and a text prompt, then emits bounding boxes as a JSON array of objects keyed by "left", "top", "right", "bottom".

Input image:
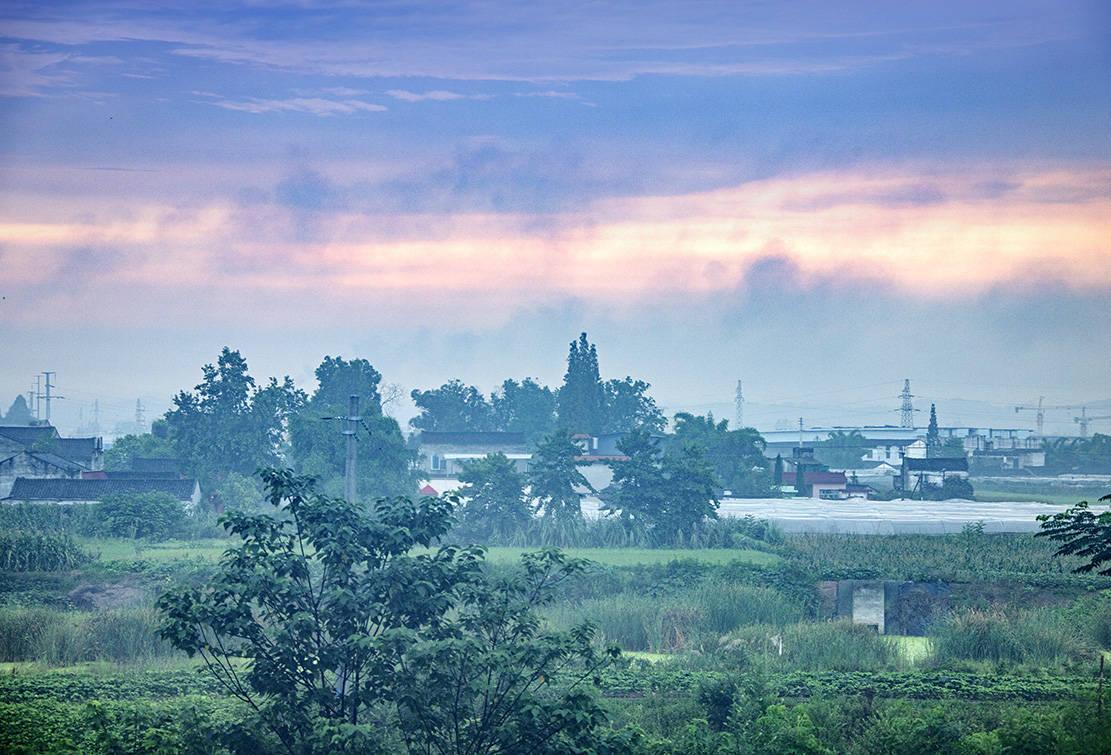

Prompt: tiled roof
[
  {"left": 26, "top": 452, "right": 86, "bottom": 473},
  {"left": 0, "top": 425, "right": 56, "bottom": 446},
  {"left": 904, "top": 457, "right": 969, "bottom": 472},
  {"left": 54, "top": 438, "right": 100, "bottom": 462},
  {"left": 5, "top": 477, "right": 197, "bottom": 501}
]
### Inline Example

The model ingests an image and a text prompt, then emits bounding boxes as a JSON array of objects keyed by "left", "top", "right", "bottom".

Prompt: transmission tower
[
  {"left": 899, "top": 379, "right": 915, "bottom": 428},
  {"left": 734, "top": 380, "right": 744, "bottom": 429}
]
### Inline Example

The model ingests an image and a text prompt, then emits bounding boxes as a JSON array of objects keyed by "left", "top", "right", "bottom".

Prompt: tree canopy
[
  {"left": 671, "top": 412, "right": 771, "bottom": 496},
  {"left": 491, "top": 377, "right": 557, "bottom": 443},
  {"left": 163, "top": 348, "right": 305, "bottom": 490},
  {"left": 290, "top": 355, "right": 416, "bottom": 501},
  {"left": 813, "top": 429, "right": 869, "bottom": 469},
  {"left": 410, "top": 379, "right": 495, "bottom": 433},
  {"left": 604, "top": 429, "right": 719, "bottom": 544},
  {"left": 454, "top": 452, "right": 531, "bottom": 543},
  {"left": 529, "top": 431, "right": 594, "bottom": 545},
  {"left": 157, "top": 469, "right": 618, "bottom": 754},
  {"left": 1037, "top": 493, "right": 1111, "bottom": 575},
  {"left": 103, "top": 432, "right": 175, "bottom": 472}
]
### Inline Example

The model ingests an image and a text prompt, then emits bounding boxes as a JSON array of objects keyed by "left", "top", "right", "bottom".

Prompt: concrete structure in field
[{"left": 827, "top": 579, "right": 951, "bottom": 635}]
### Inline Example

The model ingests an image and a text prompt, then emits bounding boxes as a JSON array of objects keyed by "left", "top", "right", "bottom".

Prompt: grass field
[
  {"left": 76, "top": 538, "right": 780, "bottom": 569},
  {"left": 78, "top": 537, "right": 231, "bottom": 563},
  {"left": 481, "top": 547, "right": 780, "bottom": 567}
]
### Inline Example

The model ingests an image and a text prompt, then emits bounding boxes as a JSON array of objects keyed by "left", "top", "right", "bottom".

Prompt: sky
[{"left": 1, "top": 1, "right": 1109, "bottom": 436}]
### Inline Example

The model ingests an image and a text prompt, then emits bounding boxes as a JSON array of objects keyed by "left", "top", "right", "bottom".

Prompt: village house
[
  {"left": 415, "top": 431, "right": 531, "bottom": 478},
  {"left": 0, "top": 425, "right": 104, "bottom": 498},
  {"left": 3, "top": 477, "right": 201, "bottom": 507}
]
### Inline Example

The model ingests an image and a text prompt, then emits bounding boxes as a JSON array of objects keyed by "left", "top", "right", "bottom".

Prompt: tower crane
[
  {"left": 1014, "top": 396, "right": 1073, "bottom": 435},
  {"left": 1075, "top": 407, "right": 1111, "bottom": 438}
]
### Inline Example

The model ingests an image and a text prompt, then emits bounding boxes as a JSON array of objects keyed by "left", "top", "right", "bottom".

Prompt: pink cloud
[{"left": 2, "top": 166, "right": 1108, "bottom": 329}]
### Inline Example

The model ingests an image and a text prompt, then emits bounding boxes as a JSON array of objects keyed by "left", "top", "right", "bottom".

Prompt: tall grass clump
[
  {"left": 542, "top": 581, "right": 806, "bottom": 652},
  {"left": 930, "top": 607, "right": 1088, "bottom": 667},
  {"left": 0, "top": 606, "right": 177, "bottom": 664},
  {"left": 0, "top": 531, "right": 90, "bottom": 571},
  {"left": 719, "top": 621, "right": 898, "bottom": 671}
]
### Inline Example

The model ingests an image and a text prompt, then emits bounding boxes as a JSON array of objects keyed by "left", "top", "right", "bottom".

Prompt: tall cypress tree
[
  {"left": 557, "top": 333, "right": 604, "bottom": 435},
  {"left": 926, "top": 403, "right": 941, "bottom": 458}
]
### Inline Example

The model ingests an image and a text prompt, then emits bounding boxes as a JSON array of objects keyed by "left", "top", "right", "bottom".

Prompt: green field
[
  {"left": 76, "top": 537, "right": 231, "bottom": 563},
  {"left": 481, "top": 546, "right": 780, "bottom": 567}
]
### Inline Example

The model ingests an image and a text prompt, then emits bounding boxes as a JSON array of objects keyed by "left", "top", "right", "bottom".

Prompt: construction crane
[
  {"left": 1074, "top": 407, "right": 1111, "bottom": 438},
  {"left": 1014, "top": 396, "right": 1073, "bottom": 435}
]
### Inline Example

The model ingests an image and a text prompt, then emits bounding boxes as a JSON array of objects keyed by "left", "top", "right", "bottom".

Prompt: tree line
[{"left": 104, "top": 335, "right": 771, "bottom": 531}]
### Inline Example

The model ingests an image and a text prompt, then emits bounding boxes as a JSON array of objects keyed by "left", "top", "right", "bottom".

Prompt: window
[{"left": 430, "top": 454, "right": 444, "bottom": 472}]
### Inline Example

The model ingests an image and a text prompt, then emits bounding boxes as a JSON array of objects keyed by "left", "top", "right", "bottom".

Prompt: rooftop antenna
[{"left": 899, "top": 379, "right": 915, "bottom": 428}]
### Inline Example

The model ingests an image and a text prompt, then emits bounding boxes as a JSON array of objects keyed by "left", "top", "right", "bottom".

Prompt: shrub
[{"left": 96, "top": 492, "right": 186, "bottom": 540}]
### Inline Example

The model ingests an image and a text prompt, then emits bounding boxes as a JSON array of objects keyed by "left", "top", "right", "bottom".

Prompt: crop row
[{"left": 599, "top": 667, "right": 1095, "bottom": 701}]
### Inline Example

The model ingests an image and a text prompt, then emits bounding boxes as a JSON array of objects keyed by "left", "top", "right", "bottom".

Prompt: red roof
[
  {"left": 803, "top": 471, "right": 847, "bottom": 485},
  {"left": 419, "top": 484, "right": 438, "bottom": 496}
]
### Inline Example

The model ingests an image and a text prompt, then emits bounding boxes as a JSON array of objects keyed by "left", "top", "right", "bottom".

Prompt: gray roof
[
  {"left": 5, "top": 477, "right": 197, "bottom": 502},
  {"left": 903, "top": 457, "right": 969, "bottom": 472},
  {"left": 0, "top": 427, "right": 100, "bottom": 463},
  {"left": 0, "top": 425, "right": 57, "bottom": 446},
  {"left": 26, "top": 452, "right": 87, "bottom": 473}
]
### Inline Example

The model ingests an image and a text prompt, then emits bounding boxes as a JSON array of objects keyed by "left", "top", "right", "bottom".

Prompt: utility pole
[
  {"left": 323, "top": 396, "right": 362, "bottom": 505},
  {"left": 344, "top": 395, "right": 359, "bottom": 504},
  {"left": 899, "top": 379, "right": 915, "bottom": 428},
  {"left": 33, "top": 375, "right": 42, "bottom": 420},
  {"left": 41, "top": 372, "right": 63, "bottom": 425},
  {"left": 798, "top": 417, "right": 804, "bottom": 447}
]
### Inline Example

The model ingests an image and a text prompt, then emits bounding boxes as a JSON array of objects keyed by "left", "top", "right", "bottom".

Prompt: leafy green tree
[
  {"left": 529, "top": 431, "right": 593, "bottom": 545},
  {"left": 1043, "top": 434, "right": 1111, "bottom": 474},
  {"left": 814, "top": 429, "right": 869, "bottom": 469},
  {"left": 2, "top": 394, "right": 34, "bottom": 425},
  {"left": 410, "top": 379, "right": 495, "bottom": 432},
  {"left": 671, "top": 412, "right": 771, "bottom": 496},
  {"left": 157, "top": 469, "right": 617, "bottom": 754},
  {"left": 602, "top": 430, "right": 667, "bottom": 532},
  {"left": 491, "top": 377, "right": 557, "bottom": 443},
  {"left": 212, "top": 471, "right": 266, "bottom": 513},
  {"left": 103, "top": 433, "right": 175, "bottom": 472},
  {"left": 601, "top": 377, "right": 666, "bottom": 434},
  {"left": 164, "top": 348, "right": 305, "bottom": 491},
  {"left": 557, "top": 333, "right": 604, "bottom": 435},
  {"left": 1037, "top": 493, "right": 1111, "bottom": 574},
  {"left": 290, "top": 356, "right": 416, "bottom": 501},
  {"left": 454, "top": 452, "right": 531, "bottom": 542},
  {"left": 97, "top": 491, "right": 185, "bottom": 540},
  {"left": 660, "top": 445, "right": 720, "bottom": 539},
  {"left": 926, "top": 404, "right": 942, "bottom": 458},
  {"left": 942, "top": 436, "right": 966, "bottom": 457},
  {"left": 604, "top": 430, "right": 719, "bottom": 543}
]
